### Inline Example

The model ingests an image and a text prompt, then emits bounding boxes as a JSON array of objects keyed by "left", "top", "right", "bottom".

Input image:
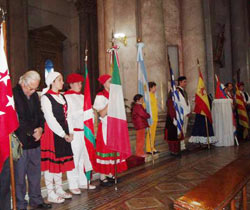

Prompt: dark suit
[
  {"left": 13, "top": 84, "right": 44, "bottom": 150},
  {"left": 13, "top": 84, "right": 45, "bottom": 209}
]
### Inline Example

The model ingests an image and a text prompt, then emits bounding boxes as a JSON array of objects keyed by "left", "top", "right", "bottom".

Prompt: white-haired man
[{"left": 13, "top": 70, "right": 51, "bottom": 210}]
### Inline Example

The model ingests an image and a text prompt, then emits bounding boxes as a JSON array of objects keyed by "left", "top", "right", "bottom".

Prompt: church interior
[{"left": 0, "top": 0, "right": 250, "bottom": 209}]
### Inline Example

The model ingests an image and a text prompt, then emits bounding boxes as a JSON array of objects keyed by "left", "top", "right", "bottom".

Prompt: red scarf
[
  {"left": 64, "top": 89, "right": 82, "bottom": 95},
  {"left": 47, "top": 89, "right": 60, "bottom": 95},
  {"left": 97, "top": 89, "right": 109, "bottom": 99}
]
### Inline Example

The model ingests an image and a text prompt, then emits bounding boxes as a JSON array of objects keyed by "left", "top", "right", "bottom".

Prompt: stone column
[
  {"left": 202, "top": 0, "right": 215, "bottom": 95},
  {"left": 7, "top": 0, "right": 29, "bottom": 85},
  {"left": 141, "top": 0, "right": 167, "bottom": 111},
  {"left": 181, "top": 0, "right": 206, "bottom": 104},
  {"left": 163, "top": 0, "right": 183, "bottom": 76},
  {"left": 230, "top": 0, "right": 250, "bottom": 90},
  {"left": 97, "top": 0, "right": 105, "bottom": 75},
  {"left": 75, "top": 0, "right": 99, "bottom": 98}
]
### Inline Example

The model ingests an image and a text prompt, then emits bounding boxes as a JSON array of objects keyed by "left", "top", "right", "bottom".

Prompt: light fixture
[{"left": 114, "top": 33, "right": 127, "bottom": 46}]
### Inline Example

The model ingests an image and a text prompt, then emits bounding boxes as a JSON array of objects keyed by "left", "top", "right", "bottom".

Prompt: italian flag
[
  {"left": 107, "top": 49, "right": 131, "bottom": 159},
  {"left": 83, "top": 63, "right": 96, "bottom": 180}
]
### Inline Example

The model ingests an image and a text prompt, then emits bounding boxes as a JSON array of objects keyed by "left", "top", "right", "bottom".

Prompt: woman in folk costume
[
  {"left": 189, "top": 95, "right": 217, "bottom": 145},
  {"left": 164, "top": 92, "right": 182, "bottom": 156},
  {"left": 64, "top": 73, "right": 96, "bottom": 195},
  {"left": 41, "top": 72, "right": 74, "bottom": 203},
  {"left": 93, "top": 74, "right": 127, "bottom": 187}
]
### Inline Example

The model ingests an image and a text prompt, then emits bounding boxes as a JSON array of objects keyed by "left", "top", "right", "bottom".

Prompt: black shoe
[
  {"left": 146, "top": 152, "right": 153, "bottom": 154},
  {"left": 36, "top": 202, "right": 52, "bottom": 209},
  {"left": 106, "top": 176, "right": 120, "bottom": 183},
  {"left": 100, "top": 179, "right": 113, "bottom": 187},
  {"left": 154, "top": 150, "right": 160, "bottom": 154}
]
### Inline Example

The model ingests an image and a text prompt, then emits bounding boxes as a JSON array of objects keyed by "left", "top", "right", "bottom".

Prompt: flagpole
[
  {"left": 197, "top": 59, "right": 210, "bottom": 150},
  {"left": 204, "top": 117, "right": 210, "bottom": 149},
  {"left": 84, "top": 43, "right": 90, "bottom": 190},
  {"left": 146, "top": 128, "right": 154, "bottom": 165},
  {"left": 1, "top": 11, "right": 17, "bottom": 209},
  {"left": 111, "top": 33, "right": 118, "bottom": 191}
]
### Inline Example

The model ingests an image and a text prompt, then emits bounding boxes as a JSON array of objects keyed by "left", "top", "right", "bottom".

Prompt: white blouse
[{"left": 41, "top": 94, "right": 67, "bottom": 138}]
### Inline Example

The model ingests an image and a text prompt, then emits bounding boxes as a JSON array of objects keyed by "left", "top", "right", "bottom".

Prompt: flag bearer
[
  {"left": 64, "top": 73, "right": 96, "bottom": 195},
  {"left": 93, "top": 74, "right": 127, "bottom": 187},
  {"left": 146, "top": 82, "right": 159, "bottom": 154}
]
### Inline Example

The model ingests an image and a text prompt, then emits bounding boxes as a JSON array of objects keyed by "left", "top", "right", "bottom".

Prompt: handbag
[{"left": 11, "top": 133, "right": 23, "bottom": 161}]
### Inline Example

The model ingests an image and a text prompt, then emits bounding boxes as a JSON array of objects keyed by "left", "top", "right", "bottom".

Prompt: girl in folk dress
[
  {"left": 93, "top": 74, "right": 127, "bottom": 187},
  {"left": 41, "top": 72, "right": 74, "bottom": 203}
]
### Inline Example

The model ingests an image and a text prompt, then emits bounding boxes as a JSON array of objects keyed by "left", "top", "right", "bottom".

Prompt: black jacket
[{"left": 13, "top": 84, "right": 45, "bottom": 150}]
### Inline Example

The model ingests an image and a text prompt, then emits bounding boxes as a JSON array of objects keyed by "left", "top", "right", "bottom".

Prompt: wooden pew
[{"left": 174, "top": 156, "right": 250, "bottom": 210}]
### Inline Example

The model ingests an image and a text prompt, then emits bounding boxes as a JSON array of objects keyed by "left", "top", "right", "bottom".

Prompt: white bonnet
[{"left": 42, "top": 71, "right": 61, "bottom": 95}]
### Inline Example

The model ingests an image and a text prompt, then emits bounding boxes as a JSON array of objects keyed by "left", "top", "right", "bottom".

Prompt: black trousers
[
  {"left": 14, "top": 147, "right": 43, "bottom": 209},
  {"left": 0, "top": 158, "right": 10, "bottom": 210}
]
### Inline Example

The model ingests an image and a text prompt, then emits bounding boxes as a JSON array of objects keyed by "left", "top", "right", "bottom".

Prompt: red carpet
[{"left": 126, "top": 155, "right": 145, "bottom": 169}]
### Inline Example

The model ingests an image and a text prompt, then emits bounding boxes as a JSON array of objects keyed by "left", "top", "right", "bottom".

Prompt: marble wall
[
  {"left": 180, "top": 0, "right": 207, "bottom": 106},
  {"left": 211, "top": 0, "right": 233, "bottom": 86},
  {"left": 28, "top": 0, "right": 79, "bottom": 76},
  {"left": 230, "top": 0, "right": 250, "bottom": 91},
  {"left": 98, "top": 0, "right": 169, "bottom": 111},
  {"left": 8, "top": 0, "right": 29, "bottom": 85}
]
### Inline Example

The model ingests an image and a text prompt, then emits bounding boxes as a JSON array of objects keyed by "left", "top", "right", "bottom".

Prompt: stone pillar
[
  {"left": 163, "top": 0, "right": 183, "bottom": 76},
  {"left": 181, "top": 0, "right": 206, "bottom": 104},
  {"left": 7, "top": 0, "right": 28, "bottom": 85},
  {"left": 230, "top": 0, "right": 250, "bottom": 90},
  {"left": 97, "top": 0, "right": 105, "bottom": 75},
  {"left": 141, "top": 0, "right": 167, "bottom": 111},
  {"left": 202, "top": 0, "right": 215, "bottom": 95},
  {"left": 75, "top": 0, "right": 99, "bottom": 98}
]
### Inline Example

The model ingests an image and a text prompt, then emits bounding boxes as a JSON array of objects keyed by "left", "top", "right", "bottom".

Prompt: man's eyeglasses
[{"left": 25, "top": 83, "right": 38, "bottom": 91}]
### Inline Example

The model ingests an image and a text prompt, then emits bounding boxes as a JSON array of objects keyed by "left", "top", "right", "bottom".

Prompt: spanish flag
[
  {"left": 235, "top": 84, "right": 249, "bottom": 138},
  {"left": 194, "top": 70, "right": 212, "bottom": 123}
]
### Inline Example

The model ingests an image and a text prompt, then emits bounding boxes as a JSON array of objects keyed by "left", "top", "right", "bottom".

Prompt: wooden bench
[{"left": 174, "top": 156, "right": 250, "bottom": 210}]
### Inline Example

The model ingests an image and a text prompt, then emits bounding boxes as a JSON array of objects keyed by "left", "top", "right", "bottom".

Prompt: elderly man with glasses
[{"left": 13, "top": 70, "right": 51, "bottom": 210}]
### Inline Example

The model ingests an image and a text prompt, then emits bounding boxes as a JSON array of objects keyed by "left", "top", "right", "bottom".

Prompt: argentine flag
[{"left": 137, "top": 42, "right": 153, "bottom": 125}]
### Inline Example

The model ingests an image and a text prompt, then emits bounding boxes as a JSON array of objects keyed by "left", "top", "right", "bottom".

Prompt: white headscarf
[{"left": 41, "top": 71, "right": 61, "bottom": 95}]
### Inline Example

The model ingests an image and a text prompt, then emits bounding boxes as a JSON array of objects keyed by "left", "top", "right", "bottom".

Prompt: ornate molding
[{"left": 75, "top": 0, "right": 97, "bottom": 15}]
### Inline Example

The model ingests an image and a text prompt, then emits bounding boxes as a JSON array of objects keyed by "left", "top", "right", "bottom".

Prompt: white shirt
[
  {"left": 93, "top": 94, "right": 109, "bottom": 144},
  {"left": 177, "top": 86, "right": 191, "bottom": 116},
  {"left": 64, "top": 93, "right": 84, "bottom": 134}
]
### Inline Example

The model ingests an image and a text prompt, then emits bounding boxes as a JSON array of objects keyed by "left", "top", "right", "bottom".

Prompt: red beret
[
  {"left": 238, "top": 82, "right": 244, "bottom": 86},
  {"left": 98, "top": 74, "right": 111, "bottom": 85},
  {"left": 66, "top": 73, "right": 84, "bottom": 84}
]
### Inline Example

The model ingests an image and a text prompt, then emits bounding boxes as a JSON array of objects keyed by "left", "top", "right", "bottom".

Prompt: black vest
[{"left": 45, "top": 94, "right": 73, "bottom": 158}]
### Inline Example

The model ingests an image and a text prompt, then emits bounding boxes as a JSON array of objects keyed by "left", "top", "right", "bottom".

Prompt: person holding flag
[
  {"left": 146, "top": 82, "right": 159, "bottom": 154},
  {"left": 189, "top": 70, "right": 216, "bottom": 145},
  {"left": 235, "top": 83, "right": 249, "bottom": 140},
  {"left": 165, "top": 66, "right": 184, "bottom": 156},
  {"left": 64, "top": 73, "right": 96, "bottom": 195},
  {"left": 177, "top": 76, "right": 191, "bottom": 150},
  {"left": 93, "top": 74, "right": 127, "bottom": 187}
]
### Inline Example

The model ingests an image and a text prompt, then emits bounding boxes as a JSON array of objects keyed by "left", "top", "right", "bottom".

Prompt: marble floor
[{"left": 43, "top": 141, "right": 250, "bottom": 210}]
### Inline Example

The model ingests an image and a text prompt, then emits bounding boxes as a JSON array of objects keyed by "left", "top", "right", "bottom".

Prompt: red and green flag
[
  {"left": 83, "top": 63, "right": 96, "bottom": 180},
  {"left": 107, "top": 48, "right": 131, "bottom": 159}
]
